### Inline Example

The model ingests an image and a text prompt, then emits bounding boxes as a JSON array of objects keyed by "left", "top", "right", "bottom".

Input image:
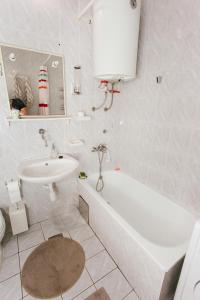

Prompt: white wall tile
[{"left": 0, "top": 0, "right": 199, "bottom": 223}]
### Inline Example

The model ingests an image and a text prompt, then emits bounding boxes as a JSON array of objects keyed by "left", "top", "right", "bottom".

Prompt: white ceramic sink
[{"left": 18, "top": 156, "right": 79, "bottom": 184}]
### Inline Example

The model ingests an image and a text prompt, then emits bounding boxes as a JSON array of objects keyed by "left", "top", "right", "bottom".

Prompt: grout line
[
  {"left": 121, "top": 289, "right": 134, "bottom": 300},
  {"left": 92, "top": 266, "right": 118, "bottom": 286},
  {"left": 68, "top": 222, "right": 89, "bottom": 232},
  {"left": 77, "top": 233, "right": 95, "bottom": 243},
  {"left": 0, "top": 272, "right": 21, "bottom": 284},
  {"left": 2, "top": 250, "right": 19, "bottom": 260},
  {"left": 85, "top": 248, "right": 105, "bottom": 261},
  {"left": 88, "top": 224, "right": 107, "bottom": 249},
  {"left": 121, "top": 288, "right": 141, "bottom": 300},
  {"left": 18, "top": 240, "right": 43, "bottom": 254},
  {"left": 18, "top": 244, "right": 38, "bottom": 257},
  {"left": 85, "top": 266, "right": 95, "bottom": 285},
  {"left": 17, "top": 236, "right": 23, "bottom": 300},
  {"left": 40, "top": 222, "right": 46, "bottom": 240},
  {"left": 69, "top": 283, "right": 95, "bottom": 300},
  {"left": 19, "top": 272, "right": 24, "bottom": 300},
  {"left": 88, "top": 225, "right": 134, "bottom": 290}
]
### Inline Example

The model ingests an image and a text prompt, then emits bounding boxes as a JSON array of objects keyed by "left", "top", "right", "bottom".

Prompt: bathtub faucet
[{"left": 91, "top": 144, "right": 108, "bottom": 192}]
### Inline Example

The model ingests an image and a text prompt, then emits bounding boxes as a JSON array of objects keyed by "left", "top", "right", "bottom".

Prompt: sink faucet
[
  {"left": 39, "top": 128, "right": 48, "bottom": 147},
  {"left": 51, "top": 143, "right": 59, "bottom": 158}
]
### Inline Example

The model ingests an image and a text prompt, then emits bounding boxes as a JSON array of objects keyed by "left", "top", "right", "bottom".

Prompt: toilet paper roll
[{"left": 6, "top": 180, "right": 21, "bottom": 204}]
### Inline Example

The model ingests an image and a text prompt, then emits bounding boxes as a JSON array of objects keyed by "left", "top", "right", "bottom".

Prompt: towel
[{"left": 14, "top": 74, "right": 33, "bottom": 106}]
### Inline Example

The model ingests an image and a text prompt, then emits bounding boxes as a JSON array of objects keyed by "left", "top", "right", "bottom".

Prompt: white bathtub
[{"left": 78, "top": 170, "right": 195, "bottom": 300}]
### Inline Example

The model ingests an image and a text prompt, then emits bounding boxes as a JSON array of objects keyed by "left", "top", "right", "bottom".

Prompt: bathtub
[{"left": 78, "top": 170, "right": 195, "bottom": 300}]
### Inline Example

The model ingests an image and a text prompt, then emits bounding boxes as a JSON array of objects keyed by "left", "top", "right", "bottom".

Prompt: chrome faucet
[
  {"left": 39, "top": 128, "right": 48, "bottom": 147},
  {"left": 51, "top": 143, "right": 59, "bottom": 158}
]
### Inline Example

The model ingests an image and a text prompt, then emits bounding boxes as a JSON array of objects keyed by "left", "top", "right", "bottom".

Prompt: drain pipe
[
  {"left": 43, "top": 183, "right": 58, "bottom": 202},
  {"left": 49, "top": 183, "right": 57, "bottom": 202}
]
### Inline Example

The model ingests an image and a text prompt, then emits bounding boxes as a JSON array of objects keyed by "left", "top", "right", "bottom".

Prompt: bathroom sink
[{"left": 18, "top": 156, "right": 79, "bottom": 184}]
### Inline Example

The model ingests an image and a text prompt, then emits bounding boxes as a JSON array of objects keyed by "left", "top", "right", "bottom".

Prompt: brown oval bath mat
[{"left": 21, "top": 236, "right": 85, "bottom": 299}]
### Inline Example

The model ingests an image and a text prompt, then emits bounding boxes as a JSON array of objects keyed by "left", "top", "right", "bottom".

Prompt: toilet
[{"left": 0, "top": 210, "right": 6, "bottom": 265}]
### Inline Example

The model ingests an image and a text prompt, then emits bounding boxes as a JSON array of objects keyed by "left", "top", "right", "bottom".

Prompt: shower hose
[{"left": 96, "top": 149, "right": 105, "bottom": 192}]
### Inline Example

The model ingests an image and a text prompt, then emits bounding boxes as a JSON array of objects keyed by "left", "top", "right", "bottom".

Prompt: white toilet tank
[{"left": 93, "top": 0, "right": 141, "bottom": 80}]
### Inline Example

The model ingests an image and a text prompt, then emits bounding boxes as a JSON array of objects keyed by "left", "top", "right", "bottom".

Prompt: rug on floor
[
  {"left": 85, "top": 287, "right": 111, "bottom": 300},
  {"left": 22, "top": 235, "right": 85, "bottom": 299}
]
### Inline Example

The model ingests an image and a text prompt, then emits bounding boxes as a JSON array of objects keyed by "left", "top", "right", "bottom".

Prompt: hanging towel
[
  {"left": 14, "top": 74, "right": 34, "bottom": 106},
  {"left": 38, "top": 66, "right": 49, "bottom": 115}
]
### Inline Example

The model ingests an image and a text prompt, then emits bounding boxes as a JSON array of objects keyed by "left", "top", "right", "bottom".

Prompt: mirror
[{"left": 0, "top": 45, "right": 66, "bottom": 118}]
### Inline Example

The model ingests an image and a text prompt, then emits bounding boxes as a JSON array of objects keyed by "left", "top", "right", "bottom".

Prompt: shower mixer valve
[
  {"left": 91, "top": 144, "right": 108, "bottom": 192},
  {"left": 92, "top": 144, "right": 107, "bottom": 153}
]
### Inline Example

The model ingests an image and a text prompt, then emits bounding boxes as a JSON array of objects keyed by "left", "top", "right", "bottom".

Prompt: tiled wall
[
  {"left": 0, "top": 0, "right": 200, "bottom": 220},
  {"left": 0, "top": 0, "right": 115, "bottom": 222},
  {"left": 114, "top": 0, "right": 200, "bottom": 216}
]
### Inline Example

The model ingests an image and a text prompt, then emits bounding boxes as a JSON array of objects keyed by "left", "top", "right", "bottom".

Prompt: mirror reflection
[{"left": 1, "top": 45, "right": 66, "bottom": 118}]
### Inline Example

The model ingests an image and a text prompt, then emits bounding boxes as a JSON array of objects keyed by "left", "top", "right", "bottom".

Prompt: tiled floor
[{"left": 0, "top": 210, "right": 139, "bottom": 300}]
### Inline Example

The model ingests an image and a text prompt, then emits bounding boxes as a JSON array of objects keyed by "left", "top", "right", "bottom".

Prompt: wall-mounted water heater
[{"left": 78, "top": 0, "right": 141, "bottom": 81}]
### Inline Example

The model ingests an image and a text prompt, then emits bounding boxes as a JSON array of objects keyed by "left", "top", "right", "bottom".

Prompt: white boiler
[{"left": 78, "top": 0, "right": 141, "bottom": 81}]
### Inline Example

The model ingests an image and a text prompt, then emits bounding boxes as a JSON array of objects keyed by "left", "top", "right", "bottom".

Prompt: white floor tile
[
  {"left": 69, "top": 224, "right": 94, "bottom": 243},
  {"left": 19, "top": 246, "right": 37, "bottom": 271},
  {"left": 86, "top": 250, "right": 116, "bottom": 283},
  {"left": 18, "top": 230, "right": 44, "bottom": 252},
  {"left": 62, "top": 269, "right": 93, "bottom": 300},
  {"left": 28, "top": 223, "right": 41, "bottom": 233},
  {"left": 61, "top": 209, "right": 87, "bottom": 231},
  {"left": 0, "top": 254, "right": 20, "bottom": 282},
  {"left": 73, "top": 285, "right": 96, "bottom": 300},
  {"left": 3, "top": 237, "right": 18, "bottom": 258},
  {"left": 19, "top": 246, "right": 38, "bottom": 298},
  {"left": 0, "top": 213, "right": 135, "bottom": 300},
  {"left": 95, "top": 269, "right": 132, "bottom": 300},
  {"left": 80, "top": 236, "right": 104, "bottom": 260},
  {"left": 24, "top": 294, "right": 62, "bottom": 300},
  {"left": 0, "top": 274, "right": 22, "bottom": 300},
  {"left": 123, "top": 291, "right": 139, "bottom": 300},
  {"left": 41, "top": 219, "right": 66, "bottom": 240}
]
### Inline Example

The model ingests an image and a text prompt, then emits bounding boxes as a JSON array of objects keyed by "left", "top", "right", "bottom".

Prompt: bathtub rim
[{"left": 78, "top": 171, "right": 196, "bottom": 272}]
